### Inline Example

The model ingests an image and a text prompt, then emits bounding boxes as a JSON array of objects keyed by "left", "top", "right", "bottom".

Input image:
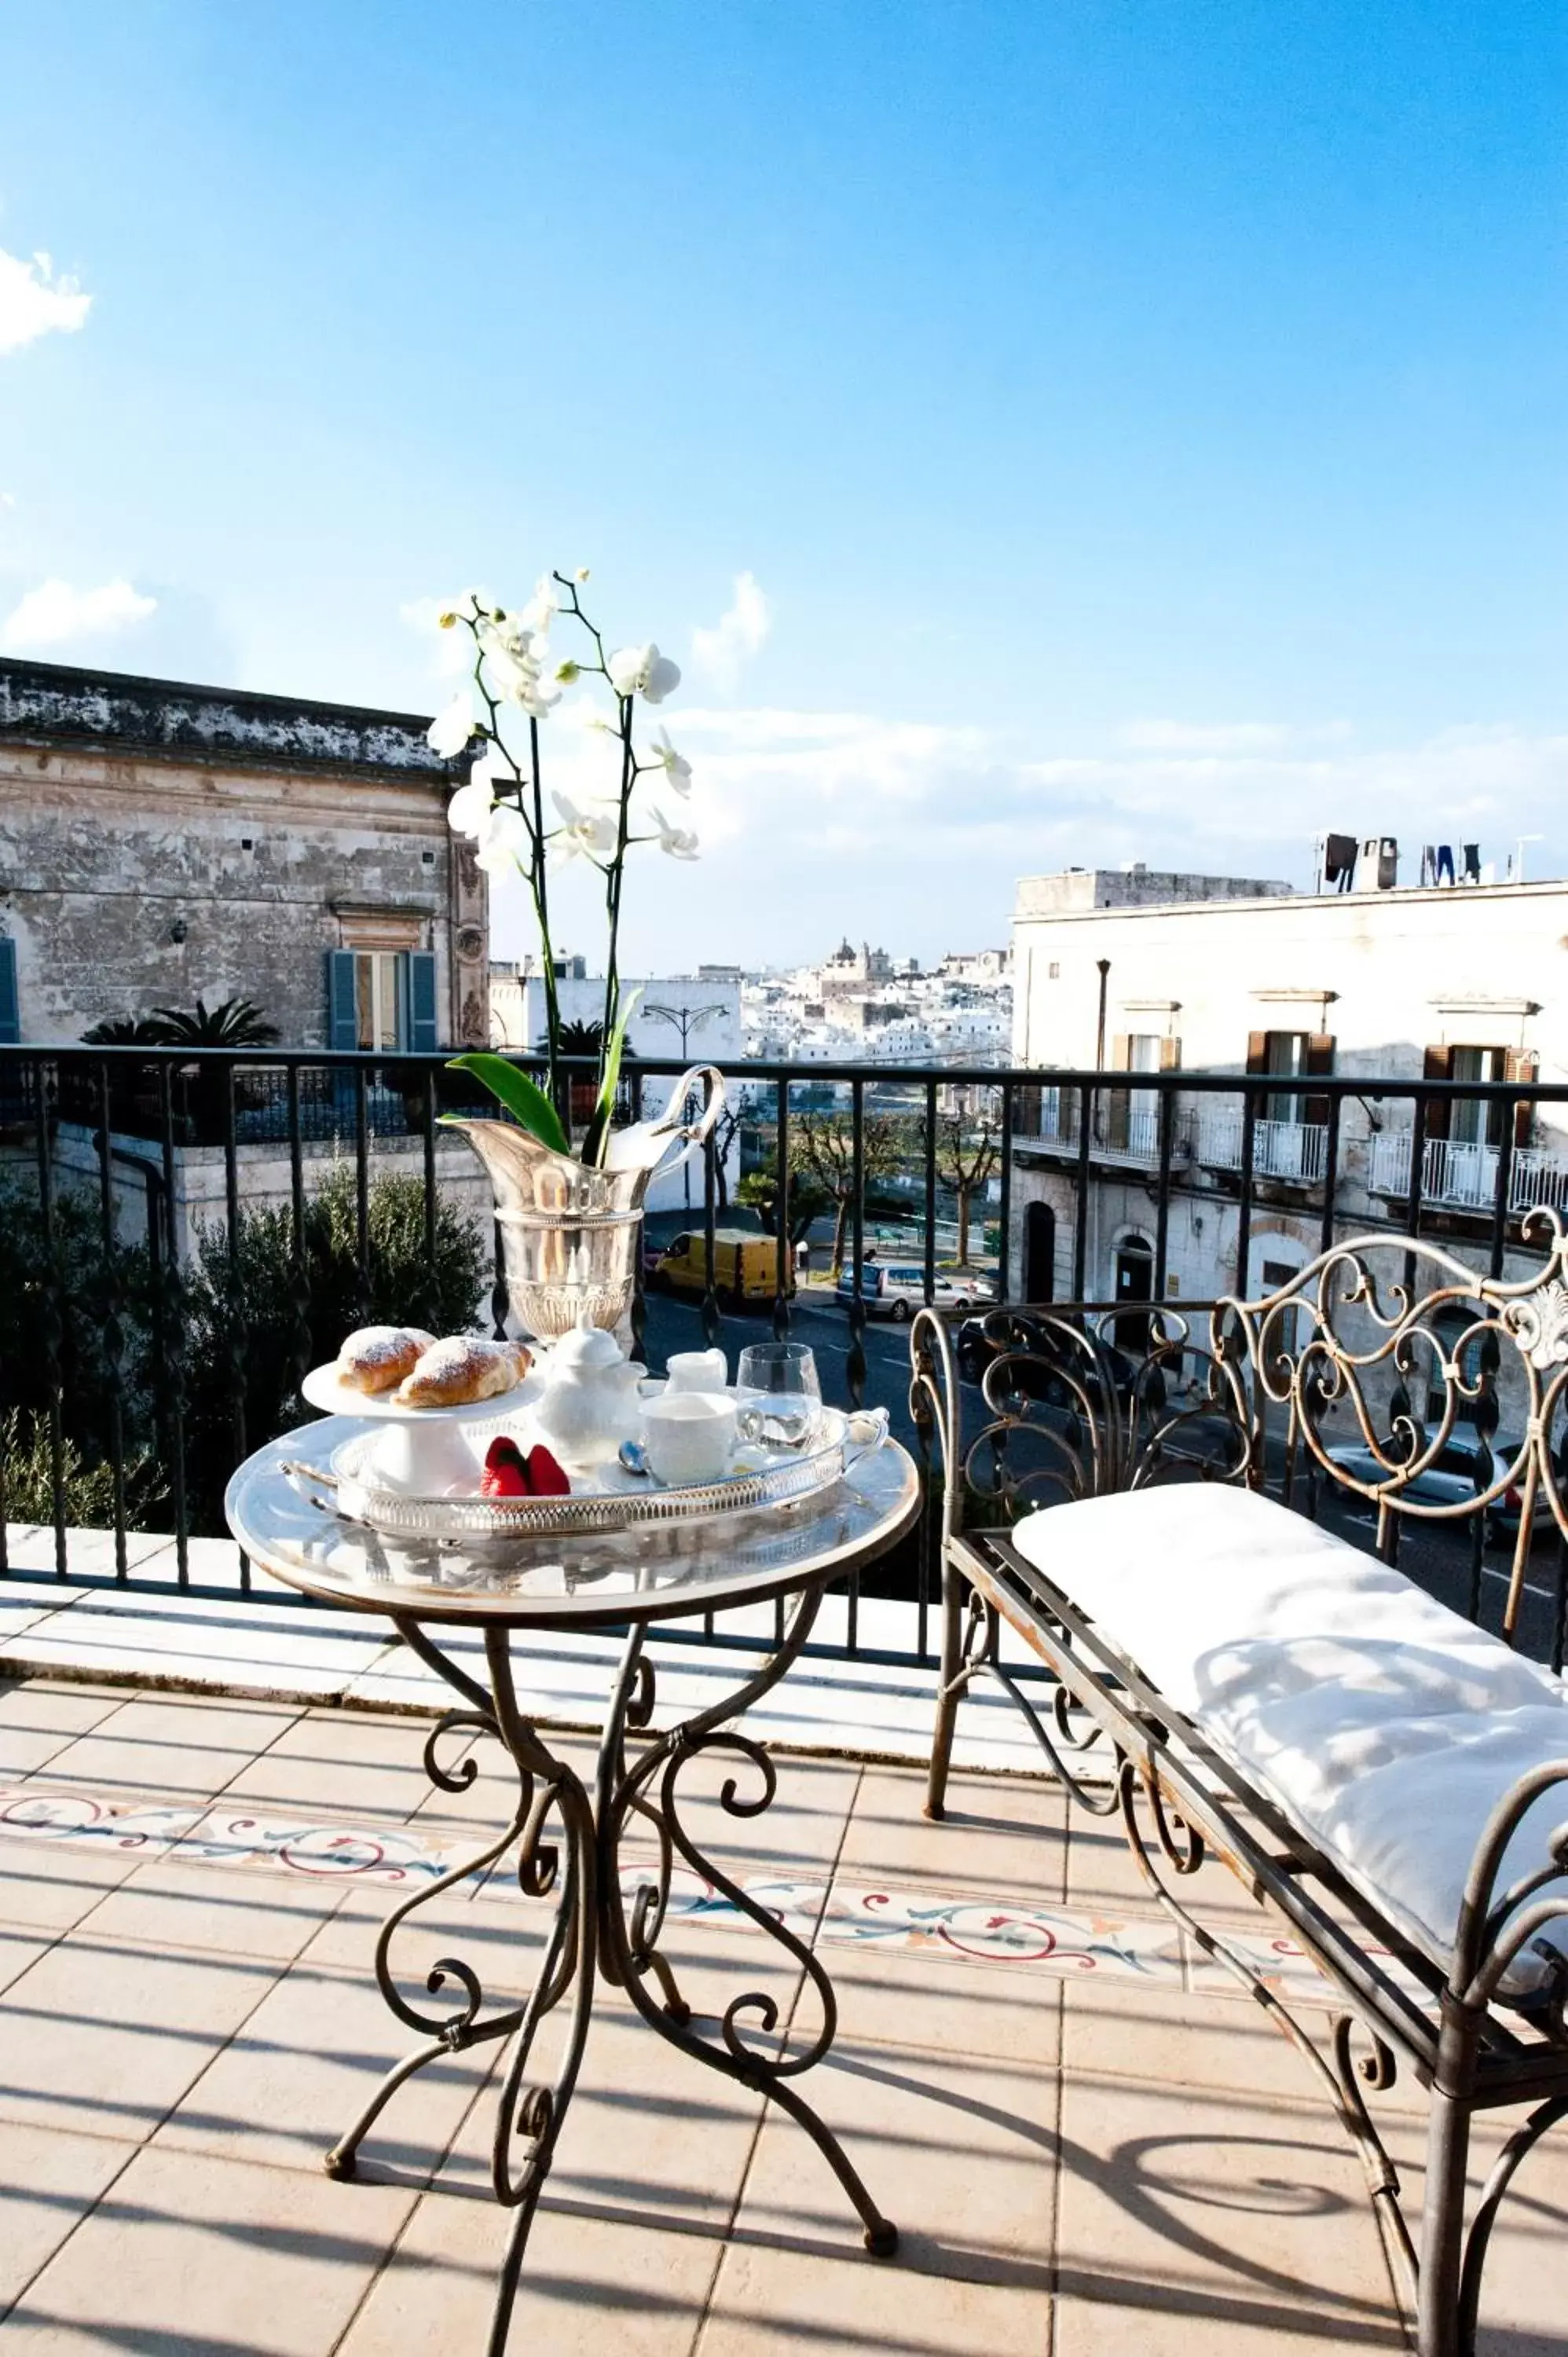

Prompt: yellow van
[{"left": 650, "top": 1228, "right": 792, "bottom": 1304}]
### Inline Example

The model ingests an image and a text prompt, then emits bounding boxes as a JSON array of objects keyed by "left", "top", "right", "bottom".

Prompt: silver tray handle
[
  {"left": 843, "top": 1407, "right": 890, "bottom": 1467},
  {"left": 280, "top": 1460, "right": 342, "bottom": 1515}
]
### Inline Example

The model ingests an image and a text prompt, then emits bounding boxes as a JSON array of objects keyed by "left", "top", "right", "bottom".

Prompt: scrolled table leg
[
  {"left": 326, "top": 1617, "right": 599, "bottom": 2357},
  {"left": 597, "top": 1589, "right": 899, "bottom": 2259}
]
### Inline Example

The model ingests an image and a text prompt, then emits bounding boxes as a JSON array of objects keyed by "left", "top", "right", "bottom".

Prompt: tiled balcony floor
[{"left": 2, "top": 1673, "right": 1566, "bottom": 2355}]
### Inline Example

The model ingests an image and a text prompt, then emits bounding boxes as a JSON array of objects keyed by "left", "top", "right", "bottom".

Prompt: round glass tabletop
[{"left": 225, "top": 1416, "right": 921, "bottom": 1626}]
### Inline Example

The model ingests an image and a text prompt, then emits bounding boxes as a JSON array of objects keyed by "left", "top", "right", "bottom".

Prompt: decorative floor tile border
[{"left": 0, "top": 1781, "right": 1419, "bottom": 2014}]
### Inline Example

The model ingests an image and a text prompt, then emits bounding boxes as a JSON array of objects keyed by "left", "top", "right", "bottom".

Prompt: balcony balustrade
[
  {"left": 1368, "top": 1127, "right": 1568, "bottom": 1216},
  {"left": 4, "top": 1039, "right": 1567, "bottom": 1678}
]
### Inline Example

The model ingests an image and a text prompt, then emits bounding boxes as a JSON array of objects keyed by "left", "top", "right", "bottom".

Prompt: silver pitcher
[{"left": 451, "top": 1065, "right": 726, "bottom": 1340}]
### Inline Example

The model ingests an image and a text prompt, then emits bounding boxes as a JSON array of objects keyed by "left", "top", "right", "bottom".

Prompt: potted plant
[{"left": 422, "top": 574, "right": 723, "bottom": 1337}]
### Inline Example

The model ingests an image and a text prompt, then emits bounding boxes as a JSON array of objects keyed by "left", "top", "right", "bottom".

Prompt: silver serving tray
[{"left": 280, "top": 1406, "right": 888, "bottom": 1542}]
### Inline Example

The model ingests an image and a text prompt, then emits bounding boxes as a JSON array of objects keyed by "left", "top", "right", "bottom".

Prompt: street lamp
[{"left": 643, "top": 1000, "right": 727, "bottom": 1210}]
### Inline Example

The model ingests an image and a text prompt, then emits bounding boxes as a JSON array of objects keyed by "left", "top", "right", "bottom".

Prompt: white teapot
[{"left": 531, "top": 1316, "right": 646, "bottom": 1468}]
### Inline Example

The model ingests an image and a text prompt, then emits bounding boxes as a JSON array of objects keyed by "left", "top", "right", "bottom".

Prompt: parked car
[
  {"left": 835, "top": 1263, "right": 991, "bottom": 1323},
  {"left": 1323, "top": 1427, "right": 1551, "bottom": 1544},
  {"left": 649, "top": 1229, "right": 789, "bottom": 1306}
]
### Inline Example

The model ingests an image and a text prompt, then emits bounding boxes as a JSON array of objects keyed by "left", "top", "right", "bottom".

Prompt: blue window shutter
[
  {"left": 407, "top": 950, "right": 439, "bottom": 1054},
  {"left": 327, "top": 950, "right": 358, "bottom": 1050},
  {"left": 0, "top": 938, "right": 18, "bottom": 1045}
]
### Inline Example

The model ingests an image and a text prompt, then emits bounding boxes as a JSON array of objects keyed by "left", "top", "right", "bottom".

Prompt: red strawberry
[
  {"left": 525, "top": 1443, "right": 571, "bottom": 1497},
  {"left": 481, "top": 1437, "right": 531, "bottom": 1498}
]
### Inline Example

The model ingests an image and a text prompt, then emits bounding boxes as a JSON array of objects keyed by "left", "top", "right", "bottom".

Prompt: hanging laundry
[
  {"left": 1435, "top": 844, "right": 1456, "bottom": 886},
  {"left": 1323, "top": 832, "right": 1357, "bottom": 891}
]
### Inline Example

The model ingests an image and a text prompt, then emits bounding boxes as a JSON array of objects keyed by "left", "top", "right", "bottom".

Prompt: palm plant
[
  {"left": 543, "top": 1018, "right": 604, "bottom": 1060},
  {"left": 148, "top": 996, "right": 280, "bottom": 1049},
  {"left": 80, "top": 1014, "right": 170, "bottom": 1046}
]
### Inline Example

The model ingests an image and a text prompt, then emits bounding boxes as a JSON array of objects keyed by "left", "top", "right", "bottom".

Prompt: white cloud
[
  {"left": 491, "top": 695, "right": 1568, "bottom": 972},
  {"left": 1116, "top": 718, "right": 1291, "bottom": 755},
  {"left": 691, "top": 570, "right": 771, "bottom": 693},
  {"left": 1, "top": 577, "right": 157, "bottom": 652},
  {"left": 0, "top": 248, "right": 91, "bottom": 355}
]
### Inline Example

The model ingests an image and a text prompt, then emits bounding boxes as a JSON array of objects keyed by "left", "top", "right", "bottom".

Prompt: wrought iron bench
[{"left": 910, "top": 1215, "right": 1568, "bottom": 2357}]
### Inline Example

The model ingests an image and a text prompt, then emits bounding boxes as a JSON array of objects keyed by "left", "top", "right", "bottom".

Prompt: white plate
[
  {"left": 301, "top": 1359, "right": 543, "bottom": 1494},
  {"left": 301, "top": 1361, "right": 541, "bottom": 1423}
]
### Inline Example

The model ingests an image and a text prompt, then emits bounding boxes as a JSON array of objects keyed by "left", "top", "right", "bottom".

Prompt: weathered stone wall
[{"left": 0, "top": 658, "right": 488, "bottom": 1048}]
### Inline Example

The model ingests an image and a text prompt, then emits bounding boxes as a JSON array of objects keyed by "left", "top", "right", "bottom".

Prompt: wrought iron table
[{"left": 225, "top": 1419, "right": 919, "bottom": 2355}]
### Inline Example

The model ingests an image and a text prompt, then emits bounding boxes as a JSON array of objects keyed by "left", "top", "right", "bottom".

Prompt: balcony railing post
[
  {"left": 353, "top": 1064, "right": 372, "bottom": 1323},
  {"left": 156, "top": 1059, "right": 189, "bottom": 1583},
  {"left": 922, "top": 1079, "right": 937, "bottom": 1306},
  {"left": 1154, "top": 1087, "right": 1174, "bottom": 1302},
  {"left": 700, "top": 1119, "right": 721, "bottom": 1347},
  {"left": 287, "top": 1064, "right": 311, "bottom": 1403},
  {"left": 995, "top": 1080, "right": 1013, "bottom": 1303},
  {"left": 1233, "top": 1088, "right": 1257, "bottom": 1294},
  {"left": 1072, "top": 1082, "right": 1094, "bottom": 1296},
  {"left": 419, "top": 1062, "right": 441, "bottom": 1338},
  {"left": 1319, "top": 1095, "right": 1342, "bottom": 1255},
  {"left": 221, "top": 1062, "right": 252, "bottom": 1590},
  {"left": 771, "top": 1075, "right": 792, "bottom": 1342},
  {"left": 34, "top": 1054, "right": 68, "bottom": 1578},
  {"left": 847, "top": 1078, "right": 867, "bottom": 1410},
  {"left": 94, "top": 1059, "right": 129, "bottom": 1578}
]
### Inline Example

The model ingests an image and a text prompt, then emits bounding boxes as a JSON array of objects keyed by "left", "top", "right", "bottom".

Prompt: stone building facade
[
  {"left": 0, "top": 656, "right": 487, "bottom": 1050},
  {"left": 1008, "top": 864, "right": 1568, "bottom": 1312}
]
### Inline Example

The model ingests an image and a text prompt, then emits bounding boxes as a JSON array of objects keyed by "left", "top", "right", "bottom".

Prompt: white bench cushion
[{"left": 1009, "top": 1484, "right": 1568, "bottom": 2000}]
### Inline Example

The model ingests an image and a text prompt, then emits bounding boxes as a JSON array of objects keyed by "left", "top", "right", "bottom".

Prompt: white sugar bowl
[{"left": 532, "top": 1319, "right": 646, "bottom": 1468}]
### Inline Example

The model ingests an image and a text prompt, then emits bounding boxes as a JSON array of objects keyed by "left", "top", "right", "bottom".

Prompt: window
[
  {"left": 1451, "top": 1047, "right": 1508, "bottom": 1148},
  {"left": 1047, "top": 962, "right": 1060, "bottom": 980},
  {"left": 327, "top": 947, "right": 439, "bottom": 1054},
  {"left": 1247, "top": 1030, "right": 1333, "bottom": 1127},
  {"left": 1421, "top": 1045, "right": 1535, "bottom": 1160},
  {"left": 1106, "top": 1032, "right": 1175, "bottom": 1152},
  {"left": 355, "top": 951, "right": 404, "bottom": 1051}
]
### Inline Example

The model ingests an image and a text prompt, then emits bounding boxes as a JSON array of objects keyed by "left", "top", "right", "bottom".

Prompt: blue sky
[{"left": 2, "top": 1, "right": 1564, "bottom": 971}]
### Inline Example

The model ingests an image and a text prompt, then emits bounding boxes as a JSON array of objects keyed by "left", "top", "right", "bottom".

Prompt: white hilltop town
[
  {"left": 740, "top": 937, "right": 1013, "bottom": 1066},
  {"left": 490, "top": 938, "right": 1013, "bottom": 1071}
]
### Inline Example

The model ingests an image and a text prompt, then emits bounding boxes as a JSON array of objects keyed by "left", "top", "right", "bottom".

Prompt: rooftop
[{"left": 0, "top": 654, "right": 467, "bottom": 786}]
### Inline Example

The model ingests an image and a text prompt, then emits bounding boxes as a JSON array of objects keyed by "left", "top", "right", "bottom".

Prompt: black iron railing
[{"left": 2, "top": 1043, "right": 1566, "bottom": 1669}]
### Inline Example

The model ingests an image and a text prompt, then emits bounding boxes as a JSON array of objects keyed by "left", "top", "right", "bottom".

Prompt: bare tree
[
  {"left": 793, "top": 1111, "right": 913, "bottom": 1275},
  {"left": 925, "top": 1109, "right": 1001, "bottom": 1266},
  {"left": 709, "top": 1101, "right": 743, "bottom": 1212}
]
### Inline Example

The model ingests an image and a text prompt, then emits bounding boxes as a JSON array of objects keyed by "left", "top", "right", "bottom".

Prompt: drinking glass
[{"left": 735, "top": 1341, "right": 822, "bottom": 1451}]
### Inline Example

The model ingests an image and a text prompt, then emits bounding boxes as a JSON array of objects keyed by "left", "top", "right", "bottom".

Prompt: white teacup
[
  {"left": 643, "top": 1390, "right": 738, "bottom": 1486},
  {"left": 665, "top": 1347, "right": 728, "bottom": 1395}
]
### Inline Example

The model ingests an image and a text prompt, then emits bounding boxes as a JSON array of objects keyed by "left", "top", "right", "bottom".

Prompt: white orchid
[
  {"left": 445, "top": 774, "right": 496, "bottom": 838},
  {"left": 427, "top": 690, "right": 478, "bottom": 761},
  {"left": 474, "top": 801, "right": 531, "bottom": 877},
  {"left": 650, "top": 806, "right": 699, "bottom": 860},
  {"left": 649, "top": 725, "right": 693, "bottom": 796},
  {"left": 476, "top": 616, "right": 560, "bottom": 718},
  {"left": 550, "top": 791, "right": 619, "bottom": 863},
  {"left": 608, "top": 640, "right": 681, "bottom": 704},
  {"left": 520, "top": 574, "right": 559, "bottom": 634}
]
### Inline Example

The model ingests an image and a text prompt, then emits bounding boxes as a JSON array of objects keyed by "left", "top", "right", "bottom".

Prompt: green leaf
[
  {"left": 582, "top": 986, "right": 641, "bottom": 1168},
  {"left": 442, "top": 1055, "right": 570, "bottom": 1157}
]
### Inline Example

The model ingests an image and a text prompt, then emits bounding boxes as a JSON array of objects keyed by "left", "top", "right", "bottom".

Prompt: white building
[
  {"left": 1009, "top": 863, "right": 1568, "bottom": 1310},
  {"left": 489, "top": 966, "right": 744, "bottom": 1215}
]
